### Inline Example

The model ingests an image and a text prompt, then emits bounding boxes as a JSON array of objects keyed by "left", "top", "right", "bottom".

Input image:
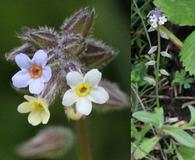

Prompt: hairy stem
[
  {"left": 155, "top": 27, "right": 161, "bottom": 107},
  {"left": 76, "top": 119, "right": 92, "bottom": 160}
]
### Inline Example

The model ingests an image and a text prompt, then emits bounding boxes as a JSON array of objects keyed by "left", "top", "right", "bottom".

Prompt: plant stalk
[
  {"left": 155, "top": 27, "right": 161, "bottom": 108},
  {"left": 76, "top": 119, "right": 92, "bottom": 160}
]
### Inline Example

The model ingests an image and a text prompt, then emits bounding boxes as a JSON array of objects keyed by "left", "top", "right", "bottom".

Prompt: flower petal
[
  {"left": 84, "top": 69, "right": 101, "bottom": 87},
  {"left": 66, "top": 71, "right": 83, "bottom": 88},
  {"left": 28, "top": 111, "right": 42, "bottom": 126},
  {"left": 62, "top": 89, "right": 77, "bottom": 107},
  {"left": 89, "top": 87, "right": 109, "bottom": 104},
  {"left": 17, "top": 102, "right": 33, "bottom": 113},
  {"left": 12, "top": 70, "right": 31, "bottom": 88},
  {"left": 32, "top": 50, "right": 48, "bottom": 67},
  {"left": 15, "top": 53, "right": 32, "bottom": 69},
  {"left": 41, "top": 111, "right": 50, "bottom": 124},
  {"left": 29, "top": 79, "right": 44, "bottom": 94},
  {"left": 24, "top": 95, "right": 36, "bottom": 102},
  {"left": 76, "top": 98, "right": 92, "bottom": 115},
  {"left": 41, "top": 66, "right": 52, "bottom": 82}
]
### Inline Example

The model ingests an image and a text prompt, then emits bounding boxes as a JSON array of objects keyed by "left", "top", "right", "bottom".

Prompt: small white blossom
[
  {"left": 160, "top": 69, "right": 170, "bottom": 76},
  {"left": 161, "top": 51, "right": 172, "bottom": 58},
  {"left": 160, "top": 31, "right": 169, "bottom": 39},
  {"left": 159, "top": 16, "right": 167, "bottom": 25},
  {"left": 17, "top": 95, "right": 50, "bottom": 126},
  {"left": 148, "top": 27, "right": 156, "bottom": 32},
  {"left": 62, "top": 69, "right": 109, "bottom": 116},
  {"left": 145, "top": 60, "right": 156, "bottom": 66},
  {"left": 12, "top": 50, "right": 52, "bottom": 94},
  {"left": 144, "top": 77, "right": 156, "bottom": 86},
  {"left": 148, "top": 46, "right": 157, "bottom": 54}
]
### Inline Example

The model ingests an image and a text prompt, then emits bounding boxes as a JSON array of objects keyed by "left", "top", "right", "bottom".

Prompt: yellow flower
[{"left": 18, "top": 95, "right": 50, "bottom": 126}]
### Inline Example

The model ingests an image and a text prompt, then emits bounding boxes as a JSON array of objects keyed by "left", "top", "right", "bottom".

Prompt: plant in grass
[
  {"left": 132, "top": 106, "right": 195, "bottom": 159},
  {"left": 172, "top": 69, "right": 194, "bottom": 89}
]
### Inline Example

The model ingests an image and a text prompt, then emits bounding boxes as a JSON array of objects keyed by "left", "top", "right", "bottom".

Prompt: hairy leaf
[
  {"left": 180, "top": 31, "right": 195, "bottom": 76},
  {"left": 163, "top": 125, "right": 195, "bottom": 148},
  {"left": 134, "top": 136, "right": 160, "bottom": 159},
  {"left": 132, "top": 111, "right": 160, "bottom": 127}
]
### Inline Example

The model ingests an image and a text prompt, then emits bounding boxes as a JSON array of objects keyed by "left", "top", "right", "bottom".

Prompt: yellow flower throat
[
  {"left": 75, "top": 83, "right": 91, "bottom": 96},
  {"left": 34, "top": 101, "right": 45, "bottom": 112}
]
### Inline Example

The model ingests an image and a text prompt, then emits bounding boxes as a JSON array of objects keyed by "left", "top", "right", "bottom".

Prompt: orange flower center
[{"left": 29, "top": 65, "right": 42, "bottom": 78}]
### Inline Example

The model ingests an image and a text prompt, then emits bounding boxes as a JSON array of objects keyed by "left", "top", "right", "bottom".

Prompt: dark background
[{"left": 0, "top": 0, "right": 129, "bottom": 159}]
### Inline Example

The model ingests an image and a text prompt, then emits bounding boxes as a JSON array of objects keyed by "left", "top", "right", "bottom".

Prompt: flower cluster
[
  {"left": 147, "top": 7, "right": 167, "bottom": 28},
  {"left": 6, "top": 8, "right": 128, "bottom": 126}
]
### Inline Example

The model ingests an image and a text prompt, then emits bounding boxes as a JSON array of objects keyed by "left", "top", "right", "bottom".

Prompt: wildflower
[
  {"left": 160, "top": 69, "right": 170, "bottom": 76},
  {"left": 62, "top": 69, "right": 109, "bottom": 116},
  {"left": 148, "top": 46, "right": 157, "bottom": 54},
  {"left": 145, "top": 60, "right": 156, "bottom": 66},
  {"left": 161, "top": 51, "right": 172, "bottom": 58},
  {"left": 148, "top": 8, "right": 167, "bottom": 28},
  {"left": 17, "top": 95, "right": 50, "bottom": 126},
  {"left": 144, "top": 76, "right": 156, "bottom": 86},
  {"left": 12, "top": 49, "right": 52, "bottom": 94}
]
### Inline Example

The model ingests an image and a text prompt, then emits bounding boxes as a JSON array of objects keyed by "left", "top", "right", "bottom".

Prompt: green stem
[
  {"left": 159, "top": 26, "right": 183, "bottom": 49},
  {"left": 155, "top": 27, "right": 161, "bottom": 107},
  {"left": 76, "top": 119, "right": 92, "bottom": 160},
  {"left": 132, "top": 0, "right": 152, "bottom": 47}
]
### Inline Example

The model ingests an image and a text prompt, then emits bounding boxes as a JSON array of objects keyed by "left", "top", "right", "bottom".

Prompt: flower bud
[
  {"left": 5, "top": 43, "right": 36, "bottom": 61},
  {"left": 16, "top": 126, "right": 75, "bottom": 159},
  {"left": 94, "top": 80, "right": 129, "bottom": 112},
  {"left": 65, "top": 107, "right": 83, "bottom": 120},
  {"left": 18, "top": 27, "right": 58, "bottom": 49},
  {"left": 79, "top": 39, "right": 116, "bottom": 69},
  {"left": 61, "top": 8, "right": 95, "bottom": 37}
]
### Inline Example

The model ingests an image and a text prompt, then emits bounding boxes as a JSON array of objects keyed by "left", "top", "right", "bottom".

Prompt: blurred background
[{"left": 0, "top": 0, "right": 129, "bottom": 159}]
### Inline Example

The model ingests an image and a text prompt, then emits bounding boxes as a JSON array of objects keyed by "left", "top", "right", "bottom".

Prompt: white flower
[
  {"left": 144, "top": 77, "right": 156, "bottom": 86},
  {"left": 17, "top": 95, "right": 50, "bottom": 126},
  {"left": 148, "top": 8, "right": 167, "bottom": 28},
  {"left": 148, "top": 46, "right": 157, "bottom": 54},
  {"left": 148, "top": 26, "right": 156, "bottom": 32},
  {"left": 12, "top": 50, "right": 52, "bottom": 94},
  {"left": 145, "top": 60, "right": 156, "bottom": 66},
  {"left": 62, "top": 69, "right": 109, "bottom": 116},
  {"left": 160, "top": 31, "right": 169, "bottom": 40},
  {"left": 160, "top": 69, "right": 170, "bottom": 76},
  {"left": 159, "top": 16, "right": 167, "bottom": 25},
  {"left": 161, "top": 51, "right": 172, "bottom": 58}
]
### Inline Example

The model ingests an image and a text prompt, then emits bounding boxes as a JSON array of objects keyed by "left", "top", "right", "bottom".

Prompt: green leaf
[
  {"left": 134, "top": 136, "right": 161, "bottom": 159},
  {"left": 132, "top": 111, "right": 160, "bottom": 127},
  {"left": 132, "top": 108, "right": 164, "bottom": 127},
  {"left": 154, "top": 0, "right": 195, "bottom": 26},
  {"left": 177, "top": 146, "right": 195, "bottom": 160},
  {"left": 163, "top": 125, "right": 195, "bottom": 148},
  {"left": 186, "top": 105, "right": 195, "bottom": 127},
  {"left": 155, "top": 107, "right": 164, "bottom": 127},
  {"left": 176, "top": 150, "right": 185, "bottom": 160},
  {"left": 172, "top": 70, "right": 193, "bottom": 89},
  {"left": 131, "top": 63, "right": 147, "bottom": 86},
  {"left": 180, "top": 31, "right": 195, "bottom": 76}
]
